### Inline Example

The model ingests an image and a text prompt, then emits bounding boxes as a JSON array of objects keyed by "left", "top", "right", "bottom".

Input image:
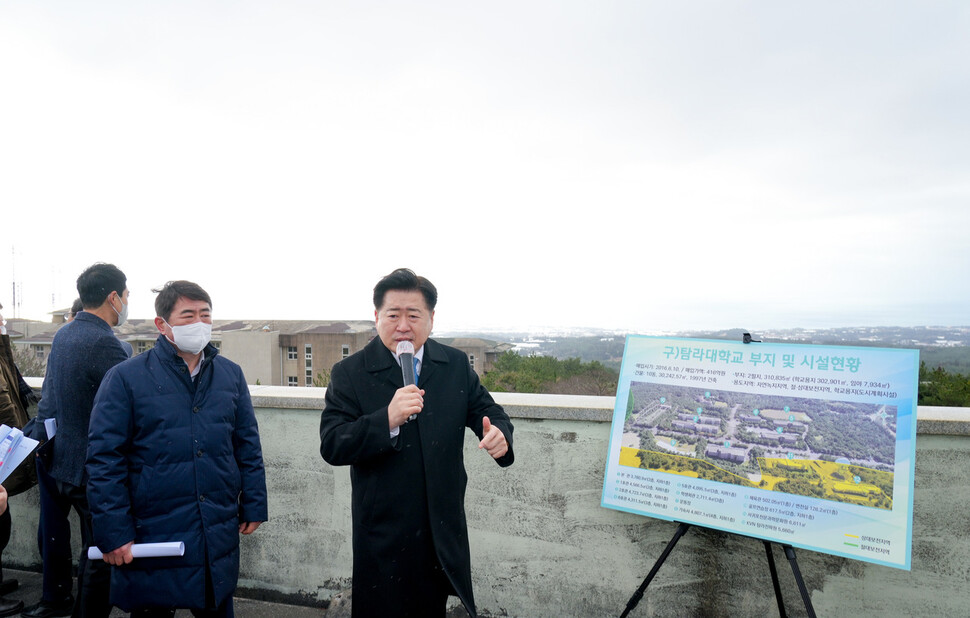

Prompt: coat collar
[
  {"left": 362, "top": 336, "right": 447, "bottom": 386},
  {"left": 73, "top": 310, "right": 115, "bottom": 333}
]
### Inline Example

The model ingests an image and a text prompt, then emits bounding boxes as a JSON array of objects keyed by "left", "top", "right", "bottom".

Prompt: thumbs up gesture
[{"left": 478, "top": 416, "right": 508, "bottom": 459}]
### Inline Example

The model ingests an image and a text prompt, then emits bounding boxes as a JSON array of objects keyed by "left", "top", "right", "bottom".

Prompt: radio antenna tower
[
  {"left": 10, "top": 246, "right": 22, "bottom": 318},
  {"left": 11, "top": 246, "right": 15, "bottom": 318}
]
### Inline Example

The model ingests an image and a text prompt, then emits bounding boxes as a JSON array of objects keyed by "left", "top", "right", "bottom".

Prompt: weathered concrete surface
[{"left": 7, "top": 386, "right": 970, "bottom": 617}]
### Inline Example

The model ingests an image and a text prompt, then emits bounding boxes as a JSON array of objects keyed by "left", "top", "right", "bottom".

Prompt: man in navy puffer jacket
[{"left": 87, "top": 280, "right": 267, "bottom": 618}]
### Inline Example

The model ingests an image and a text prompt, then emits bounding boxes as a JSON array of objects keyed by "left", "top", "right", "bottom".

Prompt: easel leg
[
  {"left": 783, "top": 545, "right": 817, "bottom": 618},
  {"left": 619, "top": 522, "right": 690, "bottom": 618},
  {"left": 764, "top": 542, "right": 787, "bottom": 618}
]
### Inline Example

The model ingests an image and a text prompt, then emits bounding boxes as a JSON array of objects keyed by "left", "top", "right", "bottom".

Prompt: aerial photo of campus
[{"left": 620, "top": 382, "right": 898, "bottom": 510}]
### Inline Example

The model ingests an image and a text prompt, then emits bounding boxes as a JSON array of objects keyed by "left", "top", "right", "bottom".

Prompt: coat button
[
  {"left": 196, "top": 449, "right": 203, "bottom": 457},
  {"left": 199, "top": 495, "right": 206, "bottom": 502},
  {"left": 193, "top": 407, "right": 200, "bottom": 413}
]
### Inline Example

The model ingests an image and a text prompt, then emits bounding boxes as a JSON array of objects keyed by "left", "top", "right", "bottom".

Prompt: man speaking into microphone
[{"left": 319, "top": 268, "right": 514, "bottom": 618}]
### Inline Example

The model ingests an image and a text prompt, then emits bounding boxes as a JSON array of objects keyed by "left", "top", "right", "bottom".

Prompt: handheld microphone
[
  {"left": 397, "top": 340, "right": 416, "bottom": 386},
  {"left": 396, "top": 341, "right": 418, "bottom": 421}
]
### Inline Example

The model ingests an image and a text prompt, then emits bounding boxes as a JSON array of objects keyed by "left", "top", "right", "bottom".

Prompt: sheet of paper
[
  {"left": 0, "top": 424, "right": 39, "bottom": 485},
  {"left": 87, "top": 541, "right": 185, "bottom": 560}
]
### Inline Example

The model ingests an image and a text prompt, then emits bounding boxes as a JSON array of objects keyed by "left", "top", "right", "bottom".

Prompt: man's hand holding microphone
[{"left": 389, "top": 341, "right": 424, "bottom": 430}]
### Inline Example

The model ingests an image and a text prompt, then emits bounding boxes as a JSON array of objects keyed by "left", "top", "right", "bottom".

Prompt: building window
[
  {"left": 305, "top": 344, "right": 312, "bottom": 360},
  {"left": 137, "top": 342, "right": 148, "bottom": 354},
  {"left": 306, "top": 369, "right": 313, "bottom": 386},
  {"left": 287, "top": 346, "right": 297, "bottom": 360},
  {"left": 32, "top": 345, "right": 44, "bottom": 359},
  {"left": 468, "top": 354, "right": 476, "bottom": 368},
  {"left": 342, "top": 344, "right": 350, "bottom": 358},
  {"left": 288, "top": 376, "right": 298, "bottom": 387},
  {"left": 211, "top": 341, "right": 220, "bottom": 350}
]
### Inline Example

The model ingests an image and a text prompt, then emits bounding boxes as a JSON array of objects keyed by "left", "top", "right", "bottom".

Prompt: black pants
[
  {"left": 54, "top": 480, "right": 112, "bottom": 618},
  {"left": 35, "top": 457, "right": 74, "bottom": 602}
]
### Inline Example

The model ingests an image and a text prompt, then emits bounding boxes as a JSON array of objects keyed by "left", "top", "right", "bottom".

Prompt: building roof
[
  {"left": 230, "top": 320, "right": 376, "bottom": 335},
  {"left": 435, "top": 337, "right": 515, "bottom": 354},
  {"left": 18, "top": 319, "right": 529, "bottom": 347}
]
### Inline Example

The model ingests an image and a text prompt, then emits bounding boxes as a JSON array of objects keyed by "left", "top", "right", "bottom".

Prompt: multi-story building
[
  {"left": 218, "top": 320, "right": 376, "bottom": 387},
  {"left": 434, "top": 337, "right": 515, "bottom": 376},
  {"left": 11, "top": 313, "right": 511, "bottom": 385}
]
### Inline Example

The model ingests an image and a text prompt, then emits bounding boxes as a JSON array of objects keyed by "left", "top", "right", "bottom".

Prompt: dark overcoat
[
  {"left": 86, "top": 335, "right": 268, "bottom": 611},
  {"left": 35, "top": 311, "right": 129, "bottom": 486},
  {"left": 319, "top": 337, "right": 514, "bottom": 617}
]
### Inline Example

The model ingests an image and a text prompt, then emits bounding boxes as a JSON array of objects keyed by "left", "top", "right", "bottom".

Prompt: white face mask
[
  {"left": 164, "top": 320, "right": 211, "bottom": 354},
  {"left": 112, "top": 295, "right": 129, "bottom": 327}
]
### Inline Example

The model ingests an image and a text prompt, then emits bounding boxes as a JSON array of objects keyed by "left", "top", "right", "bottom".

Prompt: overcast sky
[{"left": 2, "top": 2, "right": 967, "bottom": 334}]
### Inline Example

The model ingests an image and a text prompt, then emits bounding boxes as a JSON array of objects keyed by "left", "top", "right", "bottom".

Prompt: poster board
[{"left": 601, "top": 336, "right": 919, "bottom": 570}]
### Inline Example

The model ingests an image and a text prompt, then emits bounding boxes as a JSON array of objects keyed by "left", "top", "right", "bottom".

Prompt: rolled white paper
[{"left": 88, "top": 541, "right": 185, "bottom": 560}]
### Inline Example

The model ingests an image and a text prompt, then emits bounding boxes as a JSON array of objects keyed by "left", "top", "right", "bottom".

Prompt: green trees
[
  {"left": 482, "top": 350, "right": 619, "bottom": 396},
  {"left": 695, "top": 437, "right": 708, "bottom": 457},
  {"left": 918, "top": 362, "right": 970, "bottom": 407},
  {"left": 313, "top": 369, "right": 331, "bottom": 388},
  {"left": 480, "top": 351, "right": 970, "bottom": 404}
]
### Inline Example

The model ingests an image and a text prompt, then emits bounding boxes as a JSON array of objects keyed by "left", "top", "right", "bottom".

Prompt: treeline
[
  {"left": 638, "top": 450, "right": 756, "bottom": 488},
  {"left": 920, "top": 347, "right": 970, "bottom": 376},
  {"left": 482, "top": 351, "right": 618, "bottom": 396},
  {"left": 481, "top": 343, "right": 970, "bottom": 405},
  {"left": 919, "top": 362, "right": 970, "bottom": 407},
  {"left": 802, "top": 413, "right": 895, "bottom": 464}
]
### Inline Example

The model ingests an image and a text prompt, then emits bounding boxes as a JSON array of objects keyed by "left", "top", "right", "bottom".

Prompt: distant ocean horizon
[{"left": 441, "top": 301, "right": 969, "bottom": 335}]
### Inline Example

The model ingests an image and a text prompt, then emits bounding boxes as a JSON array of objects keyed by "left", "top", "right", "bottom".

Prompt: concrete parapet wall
[{"left": 7, "top": 386, "right": 970, "bottom": 616}]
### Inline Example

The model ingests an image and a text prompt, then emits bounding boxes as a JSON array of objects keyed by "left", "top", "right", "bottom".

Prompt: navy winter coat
[{"left": 87, "top": 335, "right": 268, "bottom": 611}]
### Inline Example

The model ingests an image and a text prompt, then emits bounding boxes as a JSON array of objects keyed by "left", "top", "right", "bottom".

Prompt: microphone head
[{"left": 396, "top": 340, "right": 415, "bottom": 356}]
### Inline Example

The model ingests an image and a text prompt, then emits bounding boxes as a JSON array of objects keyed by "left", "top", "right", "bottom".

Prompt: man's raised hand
[{"left": 479, "top": 416, "right": 508, "bottom": 459}]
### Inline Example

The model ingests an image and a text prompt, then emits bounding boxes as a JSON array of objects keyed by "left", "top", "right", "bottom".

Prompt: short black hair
[
  {"left": 373, "top": 268, "right": 437, "bottom": 311},
  {"left": 69, "top": 298, "right": 84, "bottom": 317},
  {"left": 153, "top": 280, "right": 212, "bottom": 322},
  {"left": 77, "top": 263, "right": 127, "bottom": 309}
]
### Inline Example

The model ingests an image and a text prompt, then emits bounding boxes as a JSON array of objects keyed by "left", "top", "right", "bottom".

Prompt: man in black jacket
[
  {"left": 319, "top": 268, "right": 514, "bottom": 618},
  {"left": 25, "top": 263, "right": 130, "bottom": 618}
]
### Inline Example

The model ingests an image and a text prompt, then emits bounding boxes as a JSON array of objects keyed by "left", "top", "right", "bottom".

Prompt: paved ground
[{"left": 1, "top": 569, "right": 325, "bottom": 617}]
